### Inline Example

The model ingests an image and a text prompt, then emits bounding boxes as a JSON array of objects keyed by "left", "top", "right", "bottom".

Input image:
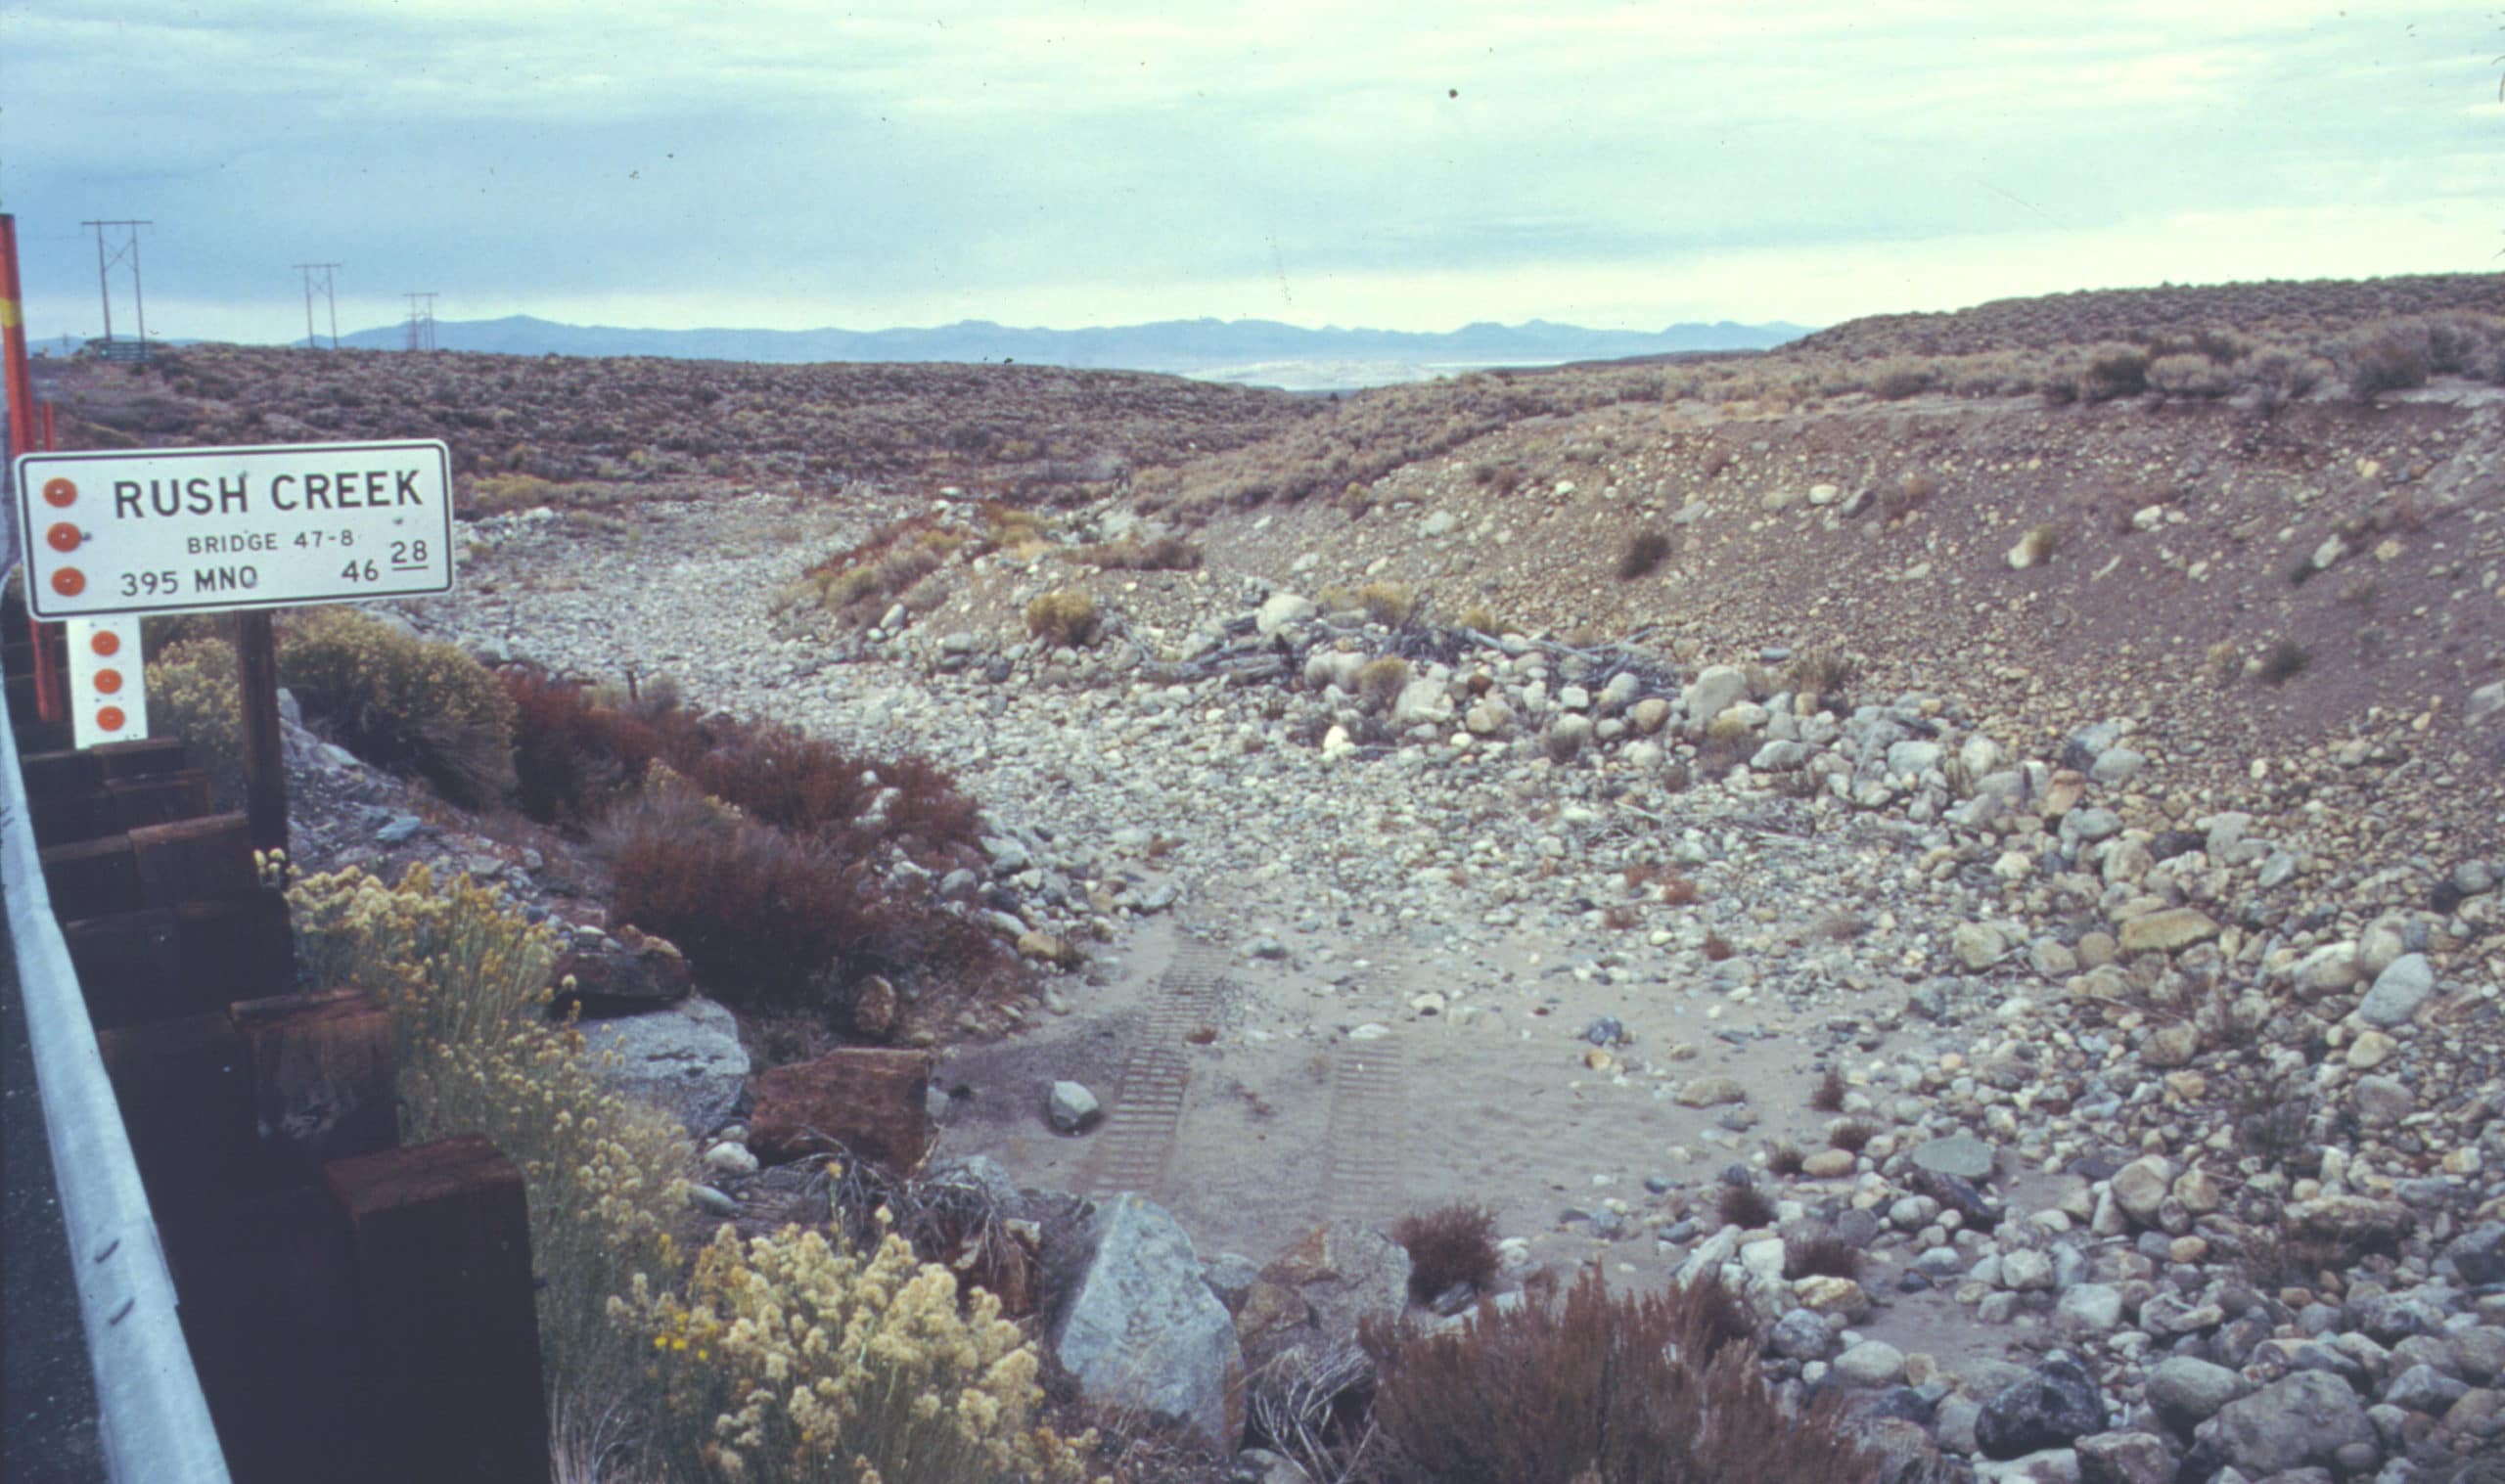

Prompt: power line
[
  {"left": 292, "top": 262, "right": 342, "bottom": 349},
  {"left": 81, "top": 220, "right": 152, "bottom": 359},
  {"left": 402, "top": 292, "right": 437, "bottom": 352}
]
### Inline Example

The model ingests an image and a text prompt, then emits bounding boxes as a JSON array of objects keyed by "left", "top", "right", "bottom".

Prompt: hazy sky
[{"left": 4, "top": 2, "right": 2498, "bottom": 344}]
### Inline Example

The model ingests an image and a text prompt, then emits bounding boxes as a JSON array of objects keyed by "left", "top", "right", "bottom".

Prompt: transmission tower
[
  {"left": 402, "top": 292, "right": 437, "bottom": 351},
  {"left": 82, "top": 220, "right": 153, "bottom": 359},
  {"left": 294, "top": 262, "right": 342, "bottom": 348}
]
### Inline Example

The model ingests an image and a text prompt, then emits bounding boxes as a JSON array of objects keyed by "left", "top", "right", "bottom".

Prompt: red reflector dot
[
  {"left": 43, "top": 477, "right": 77, "bottom": 508},
  {"left": 94, "top": 668, "right": 123, "bottom": 695},
  {"left": 47, "top": 522, "right": 81, "bottom": 553},
  {"left": 96, "top": 706, "right": 126, "bottom": 732},
  {"left": 90, "top": 631, "right": 121, "bottom": 657},
  {"left": 50, "top": 567, "right": 85, "bottom": 597}
]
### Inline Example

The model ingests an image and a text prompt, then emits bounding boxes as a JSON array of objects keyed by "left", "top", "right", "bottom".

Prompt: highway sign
[{"left": 14, "top": 439, "right": 454, "bottom": 619}]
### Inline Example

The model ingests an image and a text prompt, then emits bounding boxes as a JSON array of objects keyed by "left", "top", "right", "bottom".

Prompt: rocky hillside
[{"left": 1781, "top": 274, "right": 2501, "bottom": 360}]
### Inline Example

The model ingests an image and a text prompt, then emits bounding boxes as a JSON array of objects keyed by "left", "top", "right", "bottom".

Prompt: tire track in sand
[
  {"left": 1322, "top": 1035, "right": 1407, "bottom": 1223},
  {"left": 1082, "top": 942, "right": 1229, "bottom": 1202}
]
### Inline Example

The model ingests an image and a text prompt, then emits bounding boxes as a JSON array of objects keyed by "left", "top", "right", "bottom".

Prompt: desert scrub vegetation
[
  {"left": 1715, "top": 1182, "right": 1776, "bottom": 1231},
  {"left": 1392, "top": 1203, "right": 1501, "bottom": 1304},
  {"left": 505, "top": 667, "right": 980, "bottom": 857},
  {"left": 288, "top": 865, "right": 690, "bottom": 1437},
  {"left": 1319, "top": 580, "right": 1421, "bottom": 627},
  {"left": 1023, "top": 590, "right": 1101, "bottom": 648},
  {"left": 144, "top": 635, "right": 247, "bottom": 807},
  {"left": 278, "top": 606, "right": 517, "bottom": 806},
  {"left": 1783, "top": 649, "right": 1858, "bottom": 706},
  {"left": 505, "top": 670, "right": 1013, "bottom": 1028},
  {"left": 58, "top": 344, "right": 1313, "bottom": 499},
  {"left": 1617, "top": 529, "right": 1673, "bottom": 581},
  {"left": 1073, "top": 533, "right": 1200, "bottom": 570},
  {"left": 613, "top": 1223, "right": 1096, "bottom": 1484},
  {"left": 2258, "top": 637, "right": 2311, "bottom": 685},
  {"left": 601, "top": 782, "right": 1017, "bottom": 1028},
  {"left": 1784, "top": 273, "right": 2501, "bottom": 362},
  {"left": 466, "top": 471, "right": 567, "bottom": 516},
  {"left": 1355, "top": 655, "right": 1411, "bottom": 714},
  {"left": 1361, "top": 1270, "right": 1878, "bottom": 1484},
  {"left": 789, "top": 515, "right": 969, "bottom": 626}
]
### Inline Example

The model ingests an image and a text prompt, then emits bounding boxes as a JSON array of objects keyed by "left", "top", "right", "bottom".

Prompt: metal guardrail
[{"left": 4, "top": 540, "right": 232, "bottom": 1473}]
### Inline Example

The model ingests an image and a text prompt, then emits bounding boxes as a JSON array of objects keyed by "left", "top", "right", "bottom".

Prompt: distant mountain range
[{"left": 299, "top": 314, "right": 1809, "bottom": 388}]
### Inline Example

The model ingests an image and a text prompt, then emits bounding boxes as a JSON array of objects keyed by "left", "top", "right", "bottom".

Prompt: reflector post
[{"left": 68, "top": 615, "right": 147, "bottom": 747}]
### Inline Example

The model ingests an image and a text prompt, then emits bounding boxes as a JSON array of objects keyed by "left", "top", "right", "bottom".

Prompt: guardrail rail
[{"left": 1, "top": 608, "right": 234, "bottom": 1484}]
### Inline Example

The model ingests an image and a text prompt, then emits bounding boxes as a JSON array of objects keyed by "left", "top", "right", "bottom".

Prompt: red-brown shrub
[
  {"left": 602, "top": 790, "right": 1012, "bottom": 1025},
  {"left": 503, "top": 668, "right": 982, "bottom": 861},
  {"left": 506, "top": 667, "right": 660, "bottom": 826},
  {"left": 1362, "top": 1270, "right": 1877, "bottom": 1484},
  {"left": 1392, "top": 1203, "right": 1501, "bottom": 1304}
]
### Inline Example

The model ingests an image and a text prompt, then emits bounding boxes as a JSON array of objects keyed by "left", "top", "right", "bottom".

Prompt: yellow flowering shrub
[
  {"left": 292, "top": 863, "right": 554, "bottom": 1062},
  {"left": 145, "top": 636, "right": 246, "bottom": 808},
  {"left": 289, "top": 866, "right": 689, "bottom": 1403},
  {"left": 614, "top": 1222, "right": 1099, "bottom": 1484}
]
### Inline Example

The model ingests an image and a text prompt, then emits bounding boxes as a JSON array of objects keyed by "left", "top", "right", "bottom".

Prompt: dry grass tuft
[
  {"left": 1783, "top": 1230, "right": 1864, "bottom": 1282},
  {"left": 1717, "top": 1183, "right": 1777, "bottom": 1232},
  {"left": 1763, "top": 1142, "right": 1806, "bottom": 1178},
  {"left": 1810, "top": 1067, "right": 1847, "bottom": 1113},
  {"left": 1357, "top": 655, "right": 1413, "bottom": 714},
  {"left": 1826, "top": 1120, "right": 1882, "bottom": 1153},
  {"left": 1784, "top": 650, "right": 1858, "bottom": 704},
  {"left": 1355, "top": 581, "right": 1421, "bottom": 628},
  {"left": 1024, "top": 589, "right": 1101, "bottom": 648},
  {"left": 1617, "top": 529, "right": 1674, "bottom": 581},
  {"left": 1364, "top": 1269, "right": 1875, "bottom": 1484},
  {"left": 2258, "top": 637, "right": 2310, "bottom": 686},
  {"left": 1886, "top": 470, "right": 1936, "bottom": 517}
]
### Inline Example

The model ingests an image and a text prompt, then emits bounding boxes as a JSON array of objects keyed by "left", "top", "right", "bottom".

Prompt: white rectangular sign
[{"left": 14, "top": 439, "right": 455, "bottom": 619}]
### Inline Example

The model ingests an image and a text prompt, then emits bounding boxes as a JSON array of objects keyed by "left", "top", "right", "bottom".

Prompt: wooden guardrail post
[
  {"left": 163, "top": 1187, "right": 362, "bottom": 1484},
  {"left": 325, "top": 1136, "right": 551, "bottom": 1484},
  {"left": 232, "top": 988, "right": 397, "bottom": 1175},
  {"left": 130, "top": 813, "right": 260, "bottom": 906}
]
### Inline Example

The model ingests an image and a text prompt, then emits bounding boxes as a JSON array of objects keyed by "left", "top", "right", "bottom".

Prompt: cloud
[{"left": 4, "top": 0, "right": 2495, "bottom": 342}]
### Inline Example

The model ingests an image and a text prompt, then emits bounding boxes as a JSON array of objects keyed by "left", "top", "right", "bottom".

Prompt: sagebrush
[{"left": 279, "top": 607, "right": 516, "bottom": 805}]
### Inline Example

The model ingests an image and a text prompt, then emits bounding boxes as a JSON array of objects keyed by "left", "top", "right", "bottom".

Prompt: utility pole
[
  {"left": 293, "top": 262, "right": 342, "bottom": 348},
  {"left": 81, "top": 220, "right": 154, "bottom": 360},
  {"left": 402, "top": 292, "right": 437, "bottom": 351}
]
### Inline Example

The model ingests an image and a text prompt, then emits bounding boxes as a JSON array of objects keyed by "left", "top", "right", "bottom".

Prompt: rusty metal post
[{"left": 2, "top": 213, "right": 69, "bottom": 725}]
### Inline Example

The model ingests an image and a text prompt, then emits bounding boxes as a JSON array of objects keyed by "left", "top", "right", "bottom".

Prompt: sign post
[{"left": 13, "top": 439, "right": 456, "bottom": 854}]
